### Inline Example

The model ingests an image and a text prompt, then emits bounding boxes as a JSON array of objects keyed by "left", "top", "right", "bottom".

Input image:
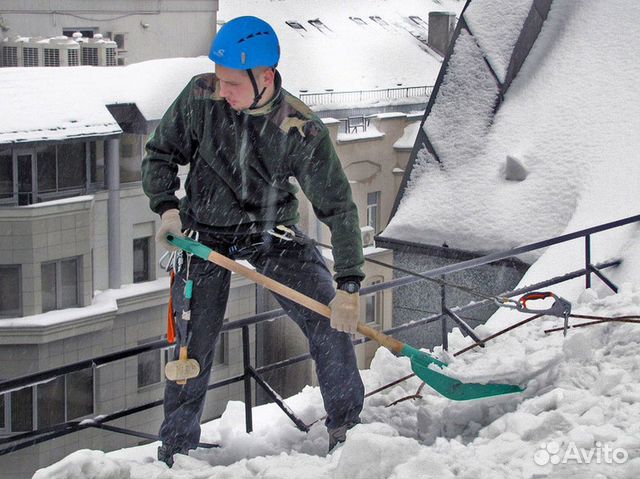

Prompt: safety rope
[{"left": 268, "top": 225, "right": 573, "bottom": 321}]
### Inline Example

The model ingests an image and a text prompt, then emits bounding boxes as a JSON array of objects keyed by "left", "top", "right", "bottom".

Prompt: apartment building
[{"left": 0, "top": 1, "right": 459, "bottom": 476}]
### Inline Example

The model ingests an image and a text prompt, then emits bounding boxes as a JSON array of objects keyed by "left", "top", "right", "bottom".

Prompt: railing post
[
  {"left": 585, "top": 234, "right": 591, "bottom": 289},
  {"left": 242, "top": 325, "right": 253, "bottom": 433},
  {"left": 440, "top": 276, "right": 448, "bottom": 351}
]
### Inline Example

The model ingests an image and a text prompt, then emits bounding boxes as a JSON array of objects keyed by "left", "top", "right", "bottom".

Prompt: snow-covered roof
[
  {"left": 383, "top": 0, "right": 640, "bottom": 257},
  {"left": 0, "top": 0, "right": 468, "bottom": 145},
  {"left": 218, "top": 0, "right": 465, "bottom": 94},
  {"left": 0, "top": 57, "right": 214, "bottom": 144}
]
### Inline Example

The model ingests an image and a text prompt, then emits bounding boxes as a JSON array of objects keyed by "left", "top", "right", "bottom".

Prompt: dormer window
[
  {"left": 308, "top": 19, "right": 331, "bottom": 33},
  {"left": 286, "top": 20, "right": 306, "bottom": 31},
  {"left": 349, "top": 17, "right": 367, "bottom": 26},
  {"left": 409, "top": 16, "right": 428, "bottom": 28},
  {"left": 369, "top": 16, "right": 389, "bottom": 27}
]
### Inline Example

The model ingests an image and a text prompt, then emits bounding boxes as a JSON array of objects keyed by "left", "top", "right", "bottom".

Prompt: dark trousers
[{"left": 159, "top": 229, "right": 364, "bottom": 450}]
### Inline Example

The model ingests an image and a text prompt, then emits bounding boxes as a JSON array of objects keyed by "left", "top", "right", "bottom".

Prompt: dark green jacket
[{"left": 142, "top": 72, "right": 364, "bottom": 280}]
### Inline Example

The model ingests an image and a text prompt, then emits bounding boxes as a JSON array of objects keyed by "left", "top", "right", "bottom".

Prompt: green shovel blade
[{"left": 401, "top": 345, "right": 524, "bottom": 401}]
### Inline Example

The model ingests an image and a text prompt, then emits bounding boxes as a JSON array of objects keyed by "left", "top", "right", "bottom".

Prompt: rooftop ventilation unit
[
  {"left": 74, "top": 33, "right": 117, "bottom": 66},
  {"left": 1, "top": 35, "right": 24, "bottom": 67},
  {"left": 43, "top": 36, "right": 80, "bottom": 66},
  {"left": 1, "top": 33, "right": 113, "bottom": 67}
]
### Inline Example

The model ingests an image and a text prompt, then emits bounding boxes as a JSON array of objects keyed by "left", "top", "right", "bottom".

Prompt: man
[{"left": 142, "top": 16, "right": 365, "bottom": 467}]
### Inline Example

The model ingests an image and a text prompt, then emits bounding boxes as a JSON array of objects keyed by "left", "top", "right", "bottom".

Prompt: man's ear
[{"left": 261, "top": 67, "right": 276, "bottom": 86}]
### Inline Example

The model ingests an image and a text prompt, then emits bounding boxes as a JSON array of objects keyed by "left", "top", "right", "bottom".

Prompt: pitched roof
[
  {"left": 381, "top": 0, "right": 640, "bottom": 254},
  {"left": 0, "top": 57, "right": 213, "bottom": 144},
  {"left": 219, "top": 0, "right": 465, "bottom": 94}
]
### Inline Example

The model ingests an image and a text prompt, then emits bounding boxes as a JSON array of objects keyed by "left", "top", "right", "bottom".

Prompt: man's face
[{"left": 215, "top": 64, "right": 271, "bottom": 111}]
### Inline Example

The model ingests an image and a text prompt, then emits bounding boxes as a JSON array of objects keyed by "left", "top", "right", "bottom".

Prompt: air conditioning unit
[
  {"left": 42, "top": 36, "right": 80, "bottom": 66},
  {"left": 75, "top": 32, "right": 117, "bottom": 66},
  {"left": 361, "top": 225, "right": 375, "bottom": 247},
  {"left": 1, "top": 35, "right": 23, "bottom": 67},
  {"left": 1, "top": 35, "right": 46, "bottom": 67},
  {"left": 2, "top": 34, "right": 80, "bottom": 67}
]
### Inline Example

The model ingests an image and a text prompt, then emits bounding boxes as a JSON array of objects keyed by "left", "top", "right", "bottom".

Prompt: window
[
  {"left": 409, "top": 16, "right": 428, "bottom": 29},
  {"left": 0, "top": 265, "right": 21, "bottom": 317},
  {"left": 37, "top": 376, "right": 65, "bottom": 428},
  {"left": 133, "top": 237, "right": 151, "bottom": 283},
  {"left": 67, "top": 368, "right": 94, "bottom": 419},
  {"left": 285, "top": 21, "right": 306, "bottom": 32},
  {"left": 0, "top": 150, "right": 12, "bottom": 200},
  {"left": 137, "top": 338, "right": 167, "bottom": 388},
  {"left": 349, "top": 17, "right": 367, "bottom": 26},
  {"left": 113, "top": 33, "right": 126, "bottom": 51},
  {"left": 120, "top": 134, "right": 144, "bottom": 182},
  {"left": 57, "top": 143, "right": 86, "bottom": 189},
  {"left": 5, "top": 142, "right": 90, "bottom": 205},
  {"left": 11, "top": 387, "right": 33, "bottom": 431},
  {"left": 370, "top": 16, "right": 389, "bottom": 27},
  {"left": 2, "top": 368, "right": 94, "bottom": 431},
  {"left": 365, "top": 279, "right": 383, "bottom": 325},
  {"left": 63, "top": 29, "right": 95, "bottom": 39},
  {"left": 42, "top": 258, "right": 80, "bottom": 312},
  {"left": 308, "top": 19, "right": 332, "bottom": 33},
  {"left": 37, "top": 146, "right": 57, "bottom": 193},
  {"left": 214, "top": 331, "right": 228, "bottom": 365},
  {"left": 367, "top": 191, "right": 381, "bottom": 233}
]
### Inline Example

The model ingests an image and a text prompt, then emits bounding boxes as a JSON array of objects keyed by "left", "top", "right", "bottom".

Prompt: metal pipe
[
  {"left": 585, "top": 234, "right": 591, "bottom": 288},
  {"left": 105, "top": 138, "right": 121, "bottom": 289},
  {"left": 242, "top": 326, "right": 253, "bottom": 433}
]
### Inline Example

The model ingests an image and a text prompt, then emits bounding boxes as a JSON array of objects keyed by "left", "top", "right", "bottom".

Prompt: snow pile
[
  {"left": 34, "top": 283, "right": 640, "bottom": 478},
  {"left": 383, "top": 0, "right": 640, "bottom": 258},
  {"left": 463, "top": 0, "right": 533, "bottom": 82}
]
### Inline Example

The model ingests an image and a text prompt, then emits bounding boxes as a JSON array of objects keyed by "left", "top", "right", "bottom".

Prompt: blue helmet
[{"left": 209, "top": 16, "right": 280, "bottom": 69}]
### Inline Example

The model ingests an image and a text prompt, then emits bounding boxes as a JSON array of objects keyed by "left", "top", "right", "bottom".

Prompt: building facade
[{"left": 0, "top": 0, "right": 217, "bottom": 65}]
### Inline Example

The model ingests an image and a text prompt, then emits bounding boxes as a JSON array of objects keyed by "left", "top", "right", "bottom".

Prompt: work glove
[
  {"left": 156, "top": 209, "right": 183, "bottom": 252},
  {"left": 329, "top": 290, "right": 360, "bottom": 334}
]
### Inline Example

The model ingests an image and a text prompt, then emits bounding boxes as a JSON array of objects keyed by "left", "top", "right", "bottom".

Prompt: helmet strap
[{"left": 246, "top": 69, "right": 267, "bottom": 109}]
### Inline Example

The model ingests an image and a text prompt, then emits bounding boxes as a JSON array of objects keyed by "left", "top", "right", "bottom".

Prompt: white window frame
[
  {"left": 41, "top": 257, "right": 82, "bottom": 313},
  {"left": 367, "top": 191, "right": 381, "bottom": 233},
  {"left": 365, "top": 278, "right": 384, "bottom": 325}
]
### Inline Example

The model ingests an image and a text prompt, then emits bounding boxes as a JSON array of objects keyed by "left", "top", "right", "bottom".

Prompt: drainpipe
[{"left": 105, "top": 138, "right": 121, "bottom": 289}]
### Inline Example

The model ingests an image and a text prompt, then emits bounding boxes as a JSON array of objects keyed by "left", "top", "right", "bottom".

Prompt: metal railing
[
  {"left": 300, "top": 85, "right": 433, "bottom": 106},
  {"left": 0, "top": 213, "right": 637, "bottom": 456},
  {"left": 339, "top": 115, "right": 371, "bottom": 134}
]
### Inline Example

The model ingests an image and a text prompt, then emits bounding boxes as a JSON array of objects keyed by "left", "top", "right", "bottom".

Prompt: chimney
[{"left": 428, "top": 11, "right": 456, "bottom": 56}]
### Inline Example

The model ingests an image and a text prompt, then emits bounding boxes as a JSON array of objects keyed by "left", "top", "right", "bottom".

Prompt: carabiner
[
  {"left": 496, "top": 291, "right": 572, "bottom": 319},
  {"left": 268, "top": 224, "right": 297, "bottom": 242}
]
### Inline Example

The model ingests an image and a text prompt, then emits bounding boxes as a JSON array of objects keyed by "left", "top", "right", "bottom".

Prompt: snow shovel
[{"left": 166, "top": 234, "right": 524, "bottom": 401}]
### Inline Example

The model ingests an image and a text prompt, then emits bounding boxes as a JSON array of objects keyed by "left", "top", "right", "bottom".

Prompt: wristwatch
[{"left": 338, "top": 280, "right": 360, "bottom": 294}]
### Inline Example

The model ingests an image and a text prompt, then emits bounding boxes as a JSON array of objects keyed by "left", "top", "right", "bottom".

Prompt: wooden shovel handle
[
  {"left": 176, "top": 346, "right": 189, "bottom": 385},
  {"left": 204, "top": 249, "right": 406, "bottom": 355}
]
